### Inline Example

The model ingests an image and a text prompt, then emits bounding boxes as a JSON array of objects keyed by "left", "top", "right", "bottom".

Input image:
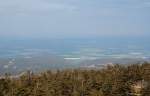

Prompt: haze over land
[
  {"left": 0, "top": 0, "right": 150, "bottom": 74},
  {"left": 0, "top": 38, "right": 149, "bottom": 75}
]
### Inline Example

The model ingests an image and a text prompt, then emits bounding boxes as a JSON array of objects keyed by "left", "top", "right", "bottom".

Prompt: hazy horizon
[
  {"left": 0, "top": 0, "right": 150, "bottom": 74},
  {"left": 0, "top": 0, "right": 150, "bottom": 39}
]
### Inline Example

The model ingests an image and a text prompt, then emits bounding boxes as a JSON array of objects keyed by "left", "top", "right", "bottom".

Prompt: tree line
[{"left": 0, "top": 62, "right": 150, "bottom": 96}]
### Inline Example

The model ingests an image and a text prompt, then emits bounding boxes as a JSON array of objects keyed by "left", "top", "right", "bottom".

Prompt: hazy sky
[{"left": 0, "top": 0, "right": 150, "bottom": 39}]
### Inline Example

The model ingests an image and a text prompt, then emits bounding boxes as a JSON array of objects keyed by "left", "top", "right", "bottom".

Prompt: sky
[{"left": 0, "top": 0, "right": 150, "bottom": 39}]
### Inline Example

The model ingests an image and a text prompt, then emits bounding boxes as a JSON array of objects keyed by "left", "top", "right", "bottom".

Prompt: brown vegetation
[{"left": 0, "top": 62, "right": 150, "bottom": 96}]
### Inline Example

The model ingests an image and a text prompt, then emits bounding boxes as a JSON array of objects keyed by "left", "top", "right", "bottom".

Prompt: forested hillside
[{"left": 0, "top": 62, "right": 150, "bottom": 96}]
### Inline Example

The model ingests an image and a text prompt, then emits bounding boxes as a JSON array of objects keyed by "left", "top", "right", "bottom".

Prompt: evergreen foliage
[{"left": 0, "top": 63, "right": 150, "bottom": 96}]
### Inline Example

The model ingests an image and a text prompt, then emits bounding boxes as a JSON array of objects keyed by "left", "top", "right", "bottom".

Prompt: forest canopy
[{"left": 0, "top": 62, "right": 150, "bottom": 96}]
